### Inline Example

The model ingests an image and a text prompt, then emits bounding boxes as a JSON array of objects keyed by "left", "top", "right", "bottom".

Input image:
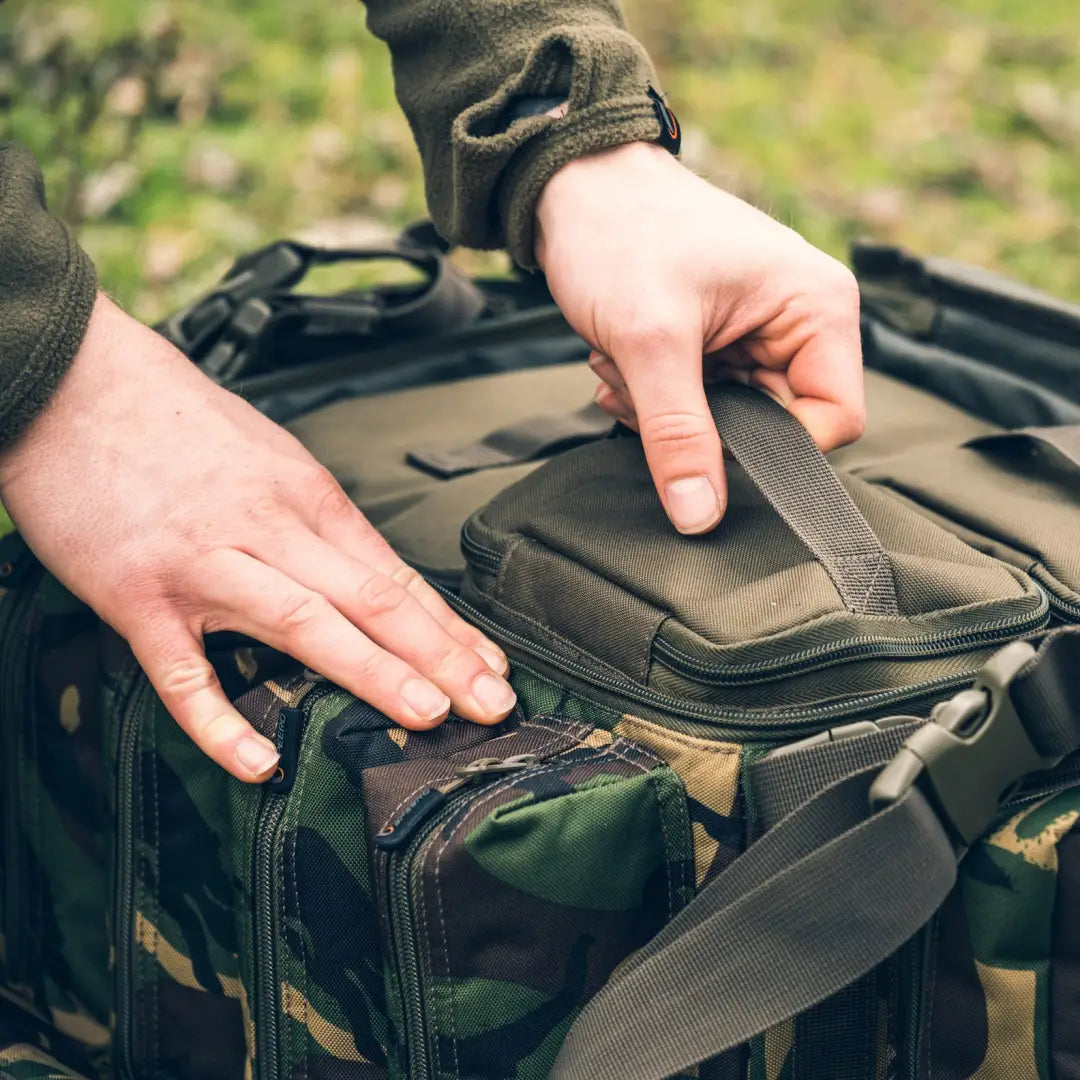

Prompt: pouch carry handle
[{"left": 709, "top": 384, "right": 900, "bottom": 616}]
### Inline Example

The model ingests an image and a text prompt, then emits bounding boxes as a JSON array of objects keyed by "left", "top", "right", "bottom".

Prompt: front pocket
[
  {"left": 855, "top": 428, "right": 1080, "bottom": 623},
  {"left": 366, "top": 728, "right": 694, "bottom": 1080}
]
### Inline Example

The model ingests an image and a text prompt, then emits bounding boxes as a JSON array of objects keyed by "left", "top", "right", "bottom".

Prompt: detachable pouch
[{"left": 460, "top": 385, "right": 1047, "bottom": 715}]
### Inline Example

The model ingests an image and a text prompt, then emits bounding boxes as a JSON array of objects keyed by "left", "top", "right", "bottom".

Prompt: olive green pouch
[{"left": 458, "top": 384, "right": 1048, "bottom": 717}]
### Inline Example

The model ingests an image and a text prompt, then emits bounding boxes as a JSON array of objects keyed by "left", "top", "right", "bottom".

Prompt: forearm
[
  {"left": 360, "top": 0, "right": 664, "bottom": 266},
  {"left": 0, "top": 143, "right": 97, "bottom": 448}
]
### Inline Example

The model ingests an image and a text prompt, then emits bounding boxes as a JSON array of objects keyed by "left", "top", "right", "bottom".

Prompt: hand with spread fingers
[
  {"left": 0, "top": 296, "right": 518, "bottom": 783},
  {"left": 535, "top": 141, "right": 866, "bottom": 535}
]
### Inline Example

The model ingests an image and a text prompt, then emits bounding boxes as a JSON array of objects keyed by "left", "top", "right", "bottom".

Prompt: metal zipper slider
[{"left": 375, "top": 754, "right": 543, "bottom": 852}]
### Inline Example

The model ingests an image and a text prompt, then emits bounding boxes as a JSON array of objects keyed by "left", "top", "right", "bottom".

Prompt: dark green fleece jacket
[{"left": 0, "top": 0, "right": 664, "bottom": 448}]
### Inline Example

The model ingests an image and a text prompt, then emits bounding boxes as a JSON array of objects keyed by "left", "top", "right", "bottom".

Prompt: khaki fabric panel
[
  {"left": 854, "top": 432, "right": 1080, "bottom": 607},
  {"left": 828, "top": 368, "right": 999, "bottom": 473},
  {"left": 287, "top": 363, "right": 598, "bottom": 508},
  {"left": 287, "top": 363, "right": 598, "bottom": 575}
]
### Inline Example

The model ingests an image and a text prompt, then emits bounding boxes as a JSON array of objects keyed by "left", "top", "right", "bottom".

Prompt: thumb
[
  {"left": 614, "top": 325, "right": 726, "bottom": 534},
  {"left": 131, "top": 623, "right": 281, "bottom": 783}
]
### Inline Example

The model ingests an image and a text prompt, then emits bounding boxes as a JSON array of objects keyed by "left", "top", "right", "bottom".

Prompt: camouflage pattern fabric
[
  {"left": 0, "top": 993, "right": 102, "bottom": 1080},
  {"left": 4, "top": 532, "right": 1080, "bottom": 1079},
  {"left": 924, "top": 787, "right": 1080, "bottom": 1080},
  {"left": 0, "top": 538, "right": 110, "bottom": 1059}
]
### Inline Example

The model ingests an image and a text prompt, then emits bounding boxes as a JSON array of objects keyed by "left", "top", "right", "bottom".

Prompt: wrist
[{"left": 534, "top": 141, "right": 679, "bottom": 269}]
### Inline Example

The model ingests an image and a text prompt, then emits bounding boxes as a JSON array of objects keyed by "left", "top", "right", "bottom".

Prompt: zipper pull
[
  {"left": 265, "top": 705, "right": 305, "bottom": 794},
  {"left": 374, "top": 754, "right": 542, "bottom": 852}
]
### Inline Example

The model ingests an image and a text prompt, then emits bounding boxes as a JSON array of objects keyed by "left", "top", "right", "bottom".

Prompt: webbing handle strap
[{"left": 709, "top": 384, "right": 900, "bottom": 616}]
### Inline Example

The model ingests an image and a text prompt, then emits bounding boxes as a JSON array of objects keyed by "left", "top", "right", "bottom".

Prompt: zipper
[
  {"left": 651, "top": 596, "right": 1049, "bottom": 685},
  {"left": 375, "top": 755, "right": 549, "bottom": 1080},
  {"left": 251, "top": 683, "right": 329, "bottom": 1080},
  {"left": 459, "top": 521, "right": 500, "bottom": 576},
  {"left": 114, "top": 671, "right": 153, "bottom": 1080},
  {"left": 1046, "top": 589, "right": 1080, "bottom": 624},
  {"left": 437, "top": 583, "right": 1008, "bottom": 737},
  {"left": 0, "top": 575, "right": 41, "bottom": 985}
]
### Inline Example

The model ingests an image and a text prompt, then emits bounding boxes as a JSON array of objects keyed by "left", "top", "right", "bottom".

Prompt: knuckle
[
  {"left": 274, "top": 591, "right": 332, "bottom": 636},
  {"left": 309, "top": 468, "right": 354, "bottom": 525},
  {"left": 350, "top": 648, "right": 392, "bottom": 688},
  {"left": 639, "top": 410, "right": 715, "bottom": 452},
  {"left": 355, "top": 572, "right": 409, "bottom": 621},
  {"left": 818, "top": 259, "right": 860, "bottom": 312},
  {"left": 244, "top": 493, "right": 284, "bottom": 527},
  {"left": 156, "top": 657, "right": 218, "bottom": 700}
]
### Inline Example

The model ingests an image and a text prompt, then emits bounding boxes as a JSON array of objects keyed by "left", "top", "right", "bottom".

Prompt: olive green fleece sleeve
[
  {"left": 360, "top": 0, "right": 666, "bottom": 268},
  {"left": 0, "top": 143, "right": 98, "bottom": 448}
]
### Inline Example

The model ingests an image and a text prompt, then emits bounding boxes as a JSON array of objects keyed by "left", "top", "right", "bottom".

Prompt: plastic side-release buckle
[
  {"left": 157, "top": 242, "right": 307, "bottom": 359},
  {"left": 869, "top": 641, "right": 1061, "bottom": 847}
]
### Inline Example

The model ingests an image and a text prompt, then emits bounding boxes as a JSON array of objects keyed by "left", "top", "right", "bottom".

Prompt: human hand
[
  {"left": 0, "top": 295, "right": 516, "bottom": 782},
  {"left": 535, "top": 141, "right": 865, "bottom": 535}
]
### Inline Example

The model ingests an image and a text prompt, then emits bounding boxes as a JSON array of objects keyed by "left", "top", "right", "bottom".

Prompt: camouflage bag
[{"left": 3, "top": 240, "right": 1080, "bottom": 1080}]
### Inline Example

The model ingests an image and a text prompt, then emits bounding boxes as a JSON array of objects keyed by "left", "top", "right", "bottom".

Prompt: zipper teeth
[
  {"left": 437, "top": 583, "right": 984, "bottom": 734},
  {"left": 459, "top": 523, "right": 499, "bottom": 574},
  {"left": 1047, "top": 589, "right": 1080, "bottom": 622},
  {"left": 253, "top": 797, "right": 288, "bottom": 1080},
  {"left": 252, "top": 683, "right": 332, "bottom": 1080},
  {"left": 115, "top": 673, "right": 150, "bottom": 1080},
  {"left": 652, "top": 598, "right": 1049, "bottom": 684}
]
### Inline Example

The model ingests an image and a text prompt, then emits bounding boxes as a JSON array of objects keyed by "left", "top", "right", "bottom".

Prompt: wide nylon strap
[
  {"left": 708, "top": 384, "right": 900, "bottom": 617},
  {"left": 551, "top": 628, "right": 1080, "bottom": 1080}
]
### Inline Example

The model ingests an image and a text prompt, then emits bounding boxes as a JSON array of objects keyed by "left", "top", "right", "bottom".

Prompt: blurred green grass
[{"left": 2, "top": 0, "right": 1078, "bottom": 324}]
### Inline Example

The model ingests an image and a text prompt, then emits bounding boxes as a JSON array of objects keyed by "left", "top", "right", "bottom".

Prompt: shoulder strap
[{"left": 551, "top": 629, "right": 1080, "bottom": 1080}]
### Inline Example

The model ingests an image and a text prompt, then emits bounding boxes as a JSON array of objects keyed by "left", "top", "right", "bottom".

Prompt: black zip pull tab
[
  {"left": 375, "top": 753, "right": 542, "bottom": 852},
  {"left": 266, "top": 705, "right": 305, "bottom": 794}
]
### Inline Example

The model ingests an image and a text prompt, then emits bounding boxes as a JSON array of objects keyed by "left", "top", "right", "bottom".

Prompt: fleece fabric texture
[
  {"left": 0, "top": 143, "right": 98, "bottom": 448},
  {"left": 0, "top": 0, "right": 664, "bottom": 446}
]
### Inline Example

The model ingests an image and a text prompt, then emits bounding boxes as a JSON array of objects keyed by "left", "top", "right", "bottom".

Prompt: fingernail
[
  {"left": 476, "top": 645, "right": 509, "bottom": 676},
  {"left": 402, "top": 679, "right": 451, "bottom": 723},
  {"left": 235, "top": 737, "right": 280, "bottom": 777},
  {"left": 472, "top": 673, "right": 517, "bottom": 717},
  {"left": 665, "top": 476, "right": 722, "bottom": 534}
]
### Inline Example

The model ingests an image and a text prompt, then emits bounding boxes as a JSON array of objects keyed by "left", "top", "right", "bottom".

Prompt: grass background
[{"left": 2, "top": 0, "right": 1078, "bottom": 325}]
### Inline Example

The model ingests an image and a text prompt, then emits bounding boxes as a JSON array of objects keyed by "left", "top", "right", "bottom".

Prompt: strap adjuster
[{"left": 869, "top": 641, "right": 1061, "bottom": 846}]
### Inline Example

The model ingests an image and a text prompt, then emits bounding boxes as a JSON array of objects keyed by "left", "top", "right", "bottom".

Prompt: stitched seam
[
  {"left": 620, "top": 716, "right": 740, "bottom": 755},
  {"left": 379, "top": 717, "right": 590, "bottom": 825}
]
